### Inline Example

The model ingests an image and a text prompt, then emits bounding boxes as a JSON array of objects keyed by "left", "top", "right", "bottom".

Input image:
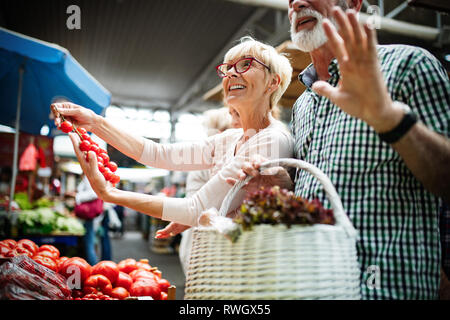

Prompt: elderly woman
[{"left": 52, "top": 36, "right": 294, "bottom": 228}]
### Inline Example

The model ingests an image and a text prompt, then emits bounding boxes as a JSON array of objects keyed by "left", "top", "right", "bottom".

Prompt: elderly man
[{"left": 239, "top": 0, "right": 450, "bottom": 299}]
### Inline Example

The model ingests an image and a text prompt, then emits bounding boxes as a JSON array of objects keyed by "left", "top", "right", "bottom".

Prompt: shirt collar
[{"left": 298, "top": 59, "right": 339, "bottom": 88}]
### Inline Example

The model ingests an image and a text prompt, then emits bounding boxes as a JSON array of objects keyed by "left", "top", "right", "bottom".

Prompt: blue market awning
[{"left": 0, "top": 27, "right": 111, "bottom": 136}]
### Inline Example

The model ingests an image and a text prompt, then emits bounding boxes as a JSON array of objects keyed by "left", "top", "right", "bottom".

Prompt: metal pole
[{"left": 8, "top": 65, "right": 24, "bottom": 214}]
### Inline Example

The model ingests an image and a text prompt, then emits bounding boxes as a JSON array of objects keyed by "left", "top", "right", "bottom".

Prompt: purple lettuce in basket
[{"left": 234, "top": 186, "right": 335, "bottom": 231}]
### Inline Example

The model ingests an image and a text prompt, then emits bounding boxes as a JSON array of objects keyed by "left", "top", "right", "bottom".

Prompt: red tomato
[
  {"left": 99, "top": 152, "right": 110, "bottom": 164},
  {"left": 84, "top": 274, "right": 113, "bottom": 296},
  {"left": 107, "top": 161, "right": 118, "bottom": 172},
  {"left": 60, "top": 120, "right": 73, "bottom": 133},
  {"left": 115, "top": 271, "right": 133, "bottom": 291},
  {"left": 33, "top": 255, "right": 58, "bottom": 272},
  {"left": 92, "top": 261, "right": 119, "bottom": 285},
  {"left": 89, "top": 144, "right": 100, "bottom": 154},
  {"left": 7, "top": 246, "right": 33, "bottom": 258},
  {"left": 82, "top": 286, "right": 98, "bottom": 296},
  {"left": 110, "top": 174, "right": 120, "bottom": 185},
  {"left": 110, "top": 287, "right": 130, "bottom": 300},
  {"left": 17, "top": 239, "right": 38, "bottom": 255},
  {"left": 117, "top": 258, "right": 138, "bottom": 274},
  {"left": 59, "top": 257, "right": 92, "bottom": 283},
  {"left": 130, "top": 278, "right": 161, "bottom": 300},
  {"left": 0, "top": 239, "right": 17, "bottom": 249},
  {"left": 153, "top": 269, "right": 162, "bottom": 279},
  {"left": 57, "top": 256, "right": 69, "bottom": 272},
  {"left": 35, "top": 250, "right": 57, "bottom": 261},
  {"left": 98, "top": 163, "right": 106, "bottom": 173},
  {"left": 79, "top": 140, "right": 91, "bottom": 152},
  {"left": 103, "top": 167, "right": 113, "bottom": 181},
  {"left": 129, "top": 269, "right": 157, "bottom": 282},
  {"left": 136, "top": 259, "right": 152, "bottom": 272},
  {"left": 38, "top": 244, "right": 60, "bottom": 259},
  {"left": 0, "top": 245, "right": 11, "bottom": 257},
  {"left": 77, "top": 127, "right": 87, "bottom": 135},
  {"left": 157, "top": 278, "right": 171, "bottom": 293},
  {"left": 160, "top": 291, "right": 168, "bottom": 300}
]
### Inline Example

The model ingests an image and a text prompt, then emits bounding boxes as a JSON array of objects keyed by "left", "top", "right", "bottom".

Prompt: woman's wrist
[
  {"left": 100, "top": 186, "right": 120, "bottom": 203},
  {"left": 90, "top": 113, "right": 106, "bottom": 135}
]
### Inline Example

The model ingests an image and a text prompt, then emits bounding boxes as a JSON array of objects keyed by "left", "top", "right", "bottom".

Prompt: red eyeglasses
[{"left": 216, "top": 57, "right": 270, "bottom": 78}]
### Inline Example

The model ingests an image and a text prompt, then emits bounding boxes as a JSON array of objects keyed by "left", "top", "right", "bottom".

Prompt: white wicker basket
[{"left": 184, "top": 159, "right": 361, "bottom": 300}]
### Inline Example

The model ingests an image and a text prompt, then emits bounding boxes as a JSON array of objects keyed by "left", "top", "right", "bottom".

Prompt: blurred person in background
[
  {"left": 158, "top": 106, "right": 240, "bottom": 274},
  {"left": 75, "top": 174, "right": 112, "bottom": 264}
]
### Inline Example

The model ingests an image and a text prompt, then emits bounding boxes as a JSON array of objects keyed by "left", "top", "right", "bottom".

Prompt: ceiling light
[{"left": 445, "top": 54, "right": 450, "bottom": 62}]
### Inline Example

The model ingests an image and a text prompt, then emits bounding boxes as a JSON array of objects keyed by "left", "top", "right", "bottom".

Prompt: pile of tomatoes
[
  {"left": 67, "top": 258, "right": 170, "bottom": 300},
  {"left": 57, "top": 113, "right": 120, "bottom": 186},
  {"left": 0, "top": 239, "right": 62, "bottom": 272},
  {"left": 1, "top": 239, "right": 171, "bottom": 300}
]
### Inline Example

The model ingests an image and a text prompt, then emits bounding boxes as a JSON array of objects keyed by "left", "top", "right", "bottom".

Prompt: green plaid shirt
[{"left": 291, "top": 45, "right": 450, "bottom": 299}]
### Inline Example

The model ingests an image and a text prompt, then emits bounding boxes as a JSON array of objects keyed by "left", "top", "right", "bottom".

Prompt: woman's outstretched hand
[
  {"left": 155, "top": 222, "right": 190, "bottom": 239},
  {"left": 52, "top": 102, "right": 101, "bottom": 133},
  {"left": 68, "top": 132, "right": 115, "bottom": 201}
]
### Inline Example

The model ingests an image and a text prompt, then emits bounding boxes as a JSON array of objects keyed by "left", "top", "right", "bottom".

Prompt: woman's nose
[{"left": 224, "top": 65, "right": 239, "bottom": 78}]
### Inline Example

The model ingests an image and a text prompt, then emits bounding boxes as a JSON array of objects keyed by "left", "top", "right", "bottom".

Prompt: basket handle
[{"left": 218, "top": 158, "right": 357, "bottom": 238}]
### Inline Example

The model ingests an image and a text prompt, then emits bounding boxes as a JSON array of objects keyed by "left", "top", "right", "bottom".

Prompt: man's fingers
[
  {"left": 332, "top": 6, "right": 354, "bottom": 46},
  {"left": 311, "top": 80, "right": 339, "bottom": 102},
  {"left": 347, "top": 9, "right": 365, "bottom": 50},
  {"left": 364, "top": 23, "right": 378, "bottom": 54},
  {"left": 322, "top": 19, "right": 348, "bottom": 63}
]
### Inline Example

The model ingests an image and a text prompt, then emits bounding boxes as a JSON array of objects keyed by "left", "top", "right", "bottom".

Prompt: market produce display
[
  {"left": 51, "top": 105, "right": 121, "bottom": 186},
  {"left": 235, "top": 186, "right": 335, "bottom": 230},
  {"left": 17, "top": 207, "right": 85, "bottom": 235},
  {"left": 7, "top": 191, "right": 85, "bottom": 236},
  {"left": 0, "top": 238, "right": 173, "bottom": 300}
]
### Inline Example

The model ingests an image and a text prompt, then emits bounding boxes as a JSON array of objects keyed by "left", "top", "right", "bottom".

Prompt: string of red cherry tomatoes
[{"left": 57, "top": 115, "right": 121, "bottom": 186}]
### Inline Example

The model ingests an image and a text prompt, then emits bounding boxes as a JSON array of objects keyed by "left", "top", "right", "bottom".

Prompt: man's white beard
[{"left": 290, "top": 8, "right": 336, "bottom": 53}]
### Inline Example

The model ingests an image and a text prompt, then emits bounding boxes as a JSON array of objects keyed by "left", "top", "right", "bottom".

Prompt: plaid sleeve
[
  {"left": 396, "top": 47, "right": 450, "bottom": 138},
  {"left": 440, "top": 201, "right": 450, "bottom": 279}
]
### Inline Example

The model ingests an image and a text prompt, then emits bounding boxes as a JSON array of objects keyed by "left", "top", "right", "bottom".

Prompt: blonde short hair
[{"left": 223, "top": 36, "right": 293, "bottom": 110}]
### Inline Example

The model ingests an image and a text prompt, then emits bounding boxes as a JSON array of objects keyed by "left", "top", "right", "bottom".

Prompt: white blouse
[{"left": 138, "top": 115, "right": 294, "bottom": 226}]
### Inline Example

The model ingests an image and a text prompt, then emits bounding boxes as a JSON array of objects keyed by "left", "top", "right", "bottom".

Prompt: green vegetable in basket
[{"left": 235, "top": 186, "right": 335, "bottom": 230}]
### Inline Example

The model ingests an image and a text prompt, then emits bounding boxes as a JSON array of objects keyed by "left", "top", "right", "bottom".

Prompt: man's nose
[{"left": 291, "top": 0, "right": 310, "bottom": 11}]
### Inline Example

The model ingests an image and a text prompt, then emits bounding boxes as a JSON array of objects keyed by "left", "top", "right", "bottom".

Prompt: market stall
[{"left": 0, "top": 241, "right": 175, "bottom": 300}]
